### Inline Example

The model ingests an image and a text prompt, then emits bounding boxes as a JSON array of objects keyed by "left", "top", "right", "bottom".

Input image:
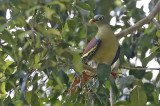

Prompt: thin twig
[
  {"left": 6, "top": 69, "right": 37, "bottom": 98},
  {"left": 8, "top": 84, "right": 19, "bottom": 98},
  {"left": 120, "top": 66, "right": 160, "bottom": 70},
  {"left": 158, "top": 11, "right": 159, "bottom": 23},
  {"left": 109, "top": 60, "right": 120, "bottom": 106},
  {"left": 110, "top": 86, "right": 115, "bottom": 106},
  {"left": 116, "top": 0, "right": 160, "bottom": 39},
  {"left": 36, "top": 77, "right": 48, "bottom": 93}
]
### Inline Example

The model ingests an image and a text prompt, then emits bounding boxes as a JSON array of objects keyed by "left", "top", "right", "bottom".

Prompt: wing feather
[
  {"left": 111, "top": 46, "right": 120, "bottom": 65},
  {"left": 81, "top": 38, "right": 101, "bottom": 64}
]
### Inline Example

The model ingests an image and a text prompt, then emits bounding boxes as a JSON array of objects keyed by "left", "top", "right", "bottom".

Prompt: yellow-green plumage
[
  {"left": 93, "top": 25, "right": 119, "bottom": 65},
  {"left": 70, "top": 15, "right": 120, "bottom": 94},
  {"left": 82, "top": 15, "right": 119, "bottom": 65}
]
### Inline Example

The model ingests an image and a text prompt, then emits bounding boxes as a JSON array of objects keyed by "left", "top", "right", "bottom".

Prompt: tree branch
[
  {"left": 110, "top": 85, "right": 115, "bottom": 106},
  {"left": 83, "top": 65, "right": 160, "bottom": 76},
  {"left": 120, "top": 66, "right": 160, "bottom": 70},
  {"left": 116, "top": 0, "right": 160, "bottom": 40}
]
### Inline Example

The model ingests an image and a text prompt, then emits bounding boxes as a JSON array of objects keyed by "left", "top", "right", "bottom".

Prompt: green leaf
[
  {"left": 156, "top": 30, "right": 160, "bottom": 37},
  {"left": 47, "top": 80, "right": 53, "bottom": 88},
  {"left": 116, "top": 101, "right": 130, "bottom": 106},
  {"left": 25, "top": 5, "right": 41, "bottom": 17},
  {"left": 61, "top": 51, "right": 73, "bottom": 60},
  {"left": 4, "top": 96, "right": 13, "bottom": 106},
  {"left": 25, "top": 91, "right": 32, "bottom": 104},
  {"left": 54, "top": 100, "right": 62, "bottom": 106},
  {"left": 67, "top": 18, "right": 79, "bottom": 31},
  {"left": 152, "top": 90, "right": 160, "bottom": 105},
  {"left": 18, "top": 30, "right": 32, "bottom": 41},
  {"left": 35, "top": 54, "right": 40, "bottom": 64},
  {"left": 142, "top": 52, "right": 157, "bottom": 67},
  {"left": 6, "top": 103, "right": 15, "bottom": 106},
  {"left": 6, "top": 74, "right": 17, "bottom": 92},
  {"left": 123, "top": 42, "right": 132, "bottom": 59},
  {"left": 110, "top": 75, "right": 118, "bottom": 95},
  {"left": 47, "top": 1, "right": 66, "bottom": 11},
  {"left": 144, "top": 83, "right": 154, "bottom": 101},
  {"left": 0, "top": 82, "right": 6, "bottom": 99},
  {"left": 36, "top": 25, "right": 60, "bottom": 39},
  {"left": 31, "top": 94, "right": 40, "bottom": 106},
  {"left": 130, "top": 86, "right": 147, "bottom": 106},
  {"left": 67, "top": 19, "right": 75, "bottom": 31},
  {"left": 2, "top": 59, "right": 14, "bottom": 71},
  {"left": 72, "top": 52, "right": 83, "bottom": 74},
  {"left": 14, "top": 100, "right": 23, "bottom": 106},
  {"left": 96, "top": 86, "right": 109, "bottom": 103},
  {"left": 44, "top": 7, "right": 55, "bottom": 20},
  {"left": 0, "top": 30, "right": 15, "bottom": 46},
  {"left": 47, "top": 29, "right": 60, "bottom": 36},
  {"left": 1, "top": 82, "right": 6, "bottom": 94},
  {"left": 58, "top": 70, "right": 69, "bottom": 86},
  {"left": 0, "top": 23, "right": 8, "bottom": 32},
  {"left": 118, "top": 75, "right": 134, "bottom": 90},
  {"left": 32, "top": 74, "right": 38, "bottom": 92},
  {"left": 119, "top": 46, "right": 125, "bottom": 65},
  {"left": 97, "top": 85, "right": 109, "bottom": 97},
  {"left": 97, "top": 63, "right": 111, "bottom": 84},
  {"left": 62, "top": 22, "right": 69, "bottom": 33},
  {"left": 144, "top": 83, "right": 154, "bottom": 93},
  {"left": 50, "top": 91, "right": 61, "bottom": 104},
  {"left": 144, "top": 72, "right": 152, "bottom": 80},
  {"left": 76, "top": 2, "right": 90, "bottom": 10},
  {"left": 129, "top": 67, "right": 145, "bottom": 79},
  {"left": 156, "top": 73, "right": 160, "bottom": 82},
  {"left": 105, "top": 81, "right": 110, "bottom": 90},
  {"left": 150, "top": 46, "right": 159, "bottom": 53}
]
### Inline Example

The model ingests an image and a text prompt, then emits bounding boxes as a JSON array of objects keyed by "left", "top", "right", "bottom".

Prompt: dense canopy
[{"left": 0, "top": 0, "right": 160, "bottom": 105}]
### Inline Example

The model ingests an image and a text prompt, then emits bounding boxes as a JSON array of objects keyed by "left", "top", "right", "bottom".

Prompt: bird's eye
[{"left": 98, "top": 16, "right": 103, "bottom": 20}]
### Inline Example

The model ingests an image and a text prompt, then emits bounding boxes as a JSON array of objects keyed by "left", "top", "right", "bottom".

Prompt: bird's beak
[{"left": 89, "top": 19, "right": 96, "bottom": 23}]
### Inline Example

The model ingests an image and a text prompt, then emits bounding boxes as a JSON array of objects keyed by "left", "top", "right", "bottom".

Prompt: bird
[{"left": 70, "top": 15, "right": 120, "bottom": 94}]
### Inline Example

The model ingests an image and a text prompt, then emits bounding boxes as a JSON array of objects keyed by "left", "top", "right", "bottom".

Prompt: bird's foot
[{"left": 111, "top": 72, "right": 117, "bottom": 79}]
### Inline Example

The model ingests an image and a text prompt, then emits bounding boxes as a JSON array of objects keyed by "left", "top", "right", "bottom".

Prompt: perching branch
[
  {"left": 83, "top": 65, "right": 160, "bottom": 77},
  {"left": 120, "top": 66, "right": 160, "bottom": 71},
  {"left": 116, "top": 0, "right": 160, "bottom": 40}
]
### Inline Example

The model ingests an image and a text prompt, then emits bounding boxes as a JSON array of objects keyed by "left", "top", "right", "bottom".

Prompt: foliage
[{"left": 0, "top": 0, "right": 160, "bottom": 105}]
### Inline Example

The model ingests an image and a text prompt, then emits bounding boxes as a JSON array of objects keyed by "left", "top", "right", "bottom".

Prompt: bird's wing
[
  {"left": 111, "top": 46, "right": 120, "bottom": 65},
  {"left": 81, "top": 38, "right": 101, "bottom": 64}
]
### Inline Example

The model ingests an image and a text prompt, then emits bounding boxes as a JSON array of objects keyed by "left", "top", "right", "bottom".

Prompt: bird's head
[{"left": 89, "top": 15, "right": 107, "bottom": 27}]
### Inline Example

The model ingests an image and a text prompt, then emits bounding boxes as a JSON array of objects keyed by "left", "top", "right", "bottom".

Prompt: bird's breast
[{"left": 92, "top": 28, "right": 119, "bottom": 65}]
